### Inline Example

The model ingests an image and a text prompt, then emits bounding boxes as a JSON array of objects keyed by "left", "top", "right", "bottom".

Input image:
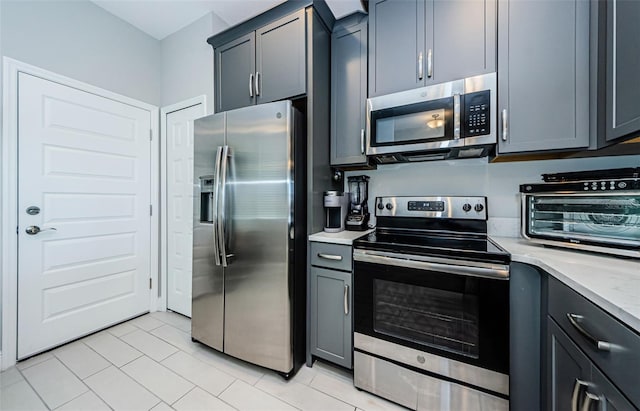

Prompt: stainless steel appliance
[
  {"left": 345, "top": 175, "right": 370, "bottom": 231},
  {"left": 366, "top": 73, "right": 496, "bottom": 163},
  {"left": 353, "top": 196, "right": 510, "bottom": 410},
  {"left": 323, "top": 191, "right": 349, "bottom": 233},
  {"left": 521, "top": 167, "right": 640, "bottom": 258},
  {"left": 191, "top": 100, "right": 306, "bottom": 378}
]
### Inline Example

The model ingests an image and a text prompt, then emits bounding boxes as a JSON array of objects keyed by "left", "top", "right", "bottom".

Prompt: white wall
[
  {"left": 0, "top": 0, "right": 161, "bottom": 105},
  {"left": 345, "top": 154, "right": 640, "bottom": 236},
  {"left": 161, "top": 12, "right": 228, "bottom": 111}
]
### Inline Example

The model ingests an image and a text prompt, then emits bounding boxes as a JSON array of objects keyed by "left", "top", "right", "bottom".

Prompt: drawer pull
[
  {"left": 317, "top": 253, "right": 343, "bottom": 261},
  {"left": 571, "top": 379, "right": 589, "bottom": 411},
  {"left": 567, "top": 313, "right": 611, "bottom": 351}
]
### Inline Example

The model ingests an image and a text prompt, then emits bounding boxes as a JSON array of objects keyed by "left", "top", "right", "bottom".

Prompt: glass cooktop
[{"left": 354, "top": 228, "right": 511, "bottom": 265}]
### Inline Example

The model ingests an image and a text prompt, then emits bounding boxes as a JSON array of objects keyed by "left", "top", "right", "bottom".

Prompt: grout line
[
  {"left": 169, "top": 385, "right": 197, "bottom": 406},
  {"left": 16, "top": 359, "right": 56, "bottom": 410}
]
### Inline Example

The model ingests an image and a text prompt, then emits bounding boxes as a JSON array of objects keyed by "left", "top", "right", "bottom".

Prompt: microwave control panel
[{"left": 464, "top": 90, "right": 491, "bottom": 137}]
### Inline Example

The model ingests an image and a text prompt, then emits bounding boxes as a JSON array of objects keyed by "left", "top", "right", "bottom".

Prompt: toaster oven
[{"left": 520, "top": 168, "right": 640, "bottom": 258}]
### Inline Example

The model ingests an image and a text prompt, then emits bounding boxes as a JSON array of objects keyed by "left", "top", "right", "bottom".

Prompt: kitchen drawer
[
  {"left": 310, "top": 242, "right": 352, "bottom": 272},
  {"left": 548, "top": 276, "right": 640, "bottom": 407}
]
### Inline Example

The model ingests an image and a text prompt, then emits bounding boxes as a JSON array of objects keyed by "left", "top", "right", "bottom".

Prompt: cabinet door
[
  {"left": 498, "top": 0, "right": 590, "bottom": 154},
  {"left": 310, "top": 267, "right": 352, "bottom": 369},
  {"left": 369, "top": 0, "right": 426, "bottom": 97},
  {"left": 331, "top": 20, "right": 368, "bottom": 166},
  {"left": 590, "top": 366, "right": 638, "bottom": 411},
  {"left": 547, "top": 318, "right": 591, "bottom": 411},
  {"left": 255, "top": 9, "right": 306, "bottom": 105},
  {"left": 605, "top": 0, "right": 640, "bottom": 142},
  {"left": 429, "top": 0, "right": 496, "bottom": 84},
  {"left": 215, "top": 33, "right": 256, "bottom": 112}
]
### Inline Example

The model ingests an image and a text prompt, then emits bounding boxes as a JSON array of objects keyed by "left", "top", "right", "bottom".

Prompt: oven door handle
[{"left": 353, "top": 250, "right": 509, "bottom": 280}]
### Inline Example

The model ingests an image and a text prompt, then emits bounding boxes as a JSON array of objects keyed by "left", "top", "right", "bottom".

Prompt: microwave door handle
[
  {"left": 453, "top": 94, "right": 461, "bottom": 139},
  {"left": 360, "top": 129, "right": 365, "bottom": 154},
  {"left": 212, "top": 146, "right": 223, "bottom": 266}
]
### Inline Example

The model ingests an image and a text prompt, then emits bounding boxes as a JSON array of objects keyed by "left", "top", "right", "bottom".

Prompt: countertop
[
  {"left": 492, "top": 236, "right": 640, "bottom": 334},
  {"left": 308, "top": 229, "right": 374, "bottom": 245}
]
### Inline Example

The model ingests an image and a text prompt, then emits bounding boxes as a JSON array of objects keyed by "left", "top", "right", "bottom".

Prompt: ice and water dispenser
[{"left": 199, "top": 175, "right": 215, "bottom": 223}]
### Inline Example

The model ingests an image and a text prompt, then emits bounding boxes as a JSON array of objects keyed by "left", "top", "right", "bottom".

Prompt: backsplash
[{"left": 344, "top": 154, "right": 639, "bottom": 237}]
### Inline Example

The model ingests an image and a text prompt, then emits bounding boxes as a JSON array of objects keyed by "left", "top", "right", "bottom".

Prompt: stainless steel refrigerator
[{"left": 191, "top": 100, "right": 306, "bottom": 377}]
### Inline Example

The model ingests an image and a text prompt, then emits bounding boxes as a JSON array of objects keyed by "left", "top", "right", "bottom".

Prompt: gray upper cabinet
[
  {"left": 497, "top": 0, "right": 590, "bottom": 154},
  {"left": 368, "top": 0, "right": 496, "bottom": 97},
  {"left": 605, "top": 0, "right": 640, "bottom": 142},
  {"left": 214, "top": 10, "right": 306, "bottom": 112},
  {"left": 256, "top": 9, "right": 306, "bottom": 105},
  {"left": 216, "top": 33, "right": 256, "bottom": 112},
  {"left": 331, "top": 14, "right": 369, "bottom": 167},
  {"left": 368, "top": 0, "right": 425, "bottom": 97},
  {"left": 430, "top": 0, "right": 496, "bottom": 84}
]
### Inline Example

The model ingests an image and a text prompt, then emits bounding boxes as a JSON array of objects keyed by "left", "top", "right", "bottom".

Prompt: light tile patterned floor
[{"left": 0, "top": 312, "right": 404, "bottom": 411}]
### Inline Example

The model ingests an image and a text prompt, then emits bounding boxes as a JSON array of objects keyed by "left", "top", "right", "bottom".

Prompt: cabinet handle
[
  {"left": 418, "top": 52, "right": 424, "bottom": 80},
  {"left": 249, "top": 73, "right": 254, "bottom": 98},
  {"left": 501, "top": 109, "right": 508, "bottom": 141},
  {"left": 317, "top": 253, "right": 343, "bottom": 261},
  {"left": 571, "top": 379, "right": 589, "bottom": 411},
  {"left": 255, "top": 72, "right": 261, "bottom": 96},
  {"left": 360, "top": 129, "right": 365, "bottom": 154},
  {"left": 580, "top": 392, "right": 600, "bottom": 411},
  {"left": 344, "top": 284, "right": 349, "bottom": 315},
  {"left": 427, "top": 49, "right": 433, "bottom": 78},
  {"left": 567, "top": 313, "right": 611, "bottom": 351}
]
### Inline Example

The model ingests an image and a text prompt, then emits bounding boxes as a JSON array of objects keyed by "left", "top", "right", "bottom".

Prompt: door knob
[{"left": 25, "top": 226, "right": 57, "bottom": 235}]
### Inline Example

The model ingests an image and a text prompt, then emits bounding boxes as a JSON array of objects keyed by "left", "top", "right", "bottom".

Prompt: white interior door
[
  {"left": 165, "top": 103, "right": 205, "bottom": 317},
  {"left": 17, "top": 72, "right": 152, "bottom": 359}
]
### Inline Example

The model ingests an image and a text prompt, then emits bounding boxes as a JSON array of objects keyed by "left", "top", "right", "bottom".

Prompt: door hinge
[
  {"left": 149, "top": 129, "right": 153, "bottom": 141},
  {"left": 149, "top": 278, "right": 152, "bottom": 289},
  {"left": 150, "top": 205, "right": 152, "bottom": 216}
]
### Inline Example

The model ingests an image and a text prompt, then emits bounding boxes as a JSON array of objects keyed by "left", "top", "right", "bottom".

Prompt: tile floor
[{"left": 0, "top": 312, "right": 404, "bottom": 411}]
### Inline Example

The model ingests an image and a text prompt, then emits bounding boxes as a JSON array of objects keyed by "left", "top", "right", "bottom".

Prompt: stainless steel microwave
[
  {"left": 520, "top": 175, "right": 640, "bottom": 258},
  {"left": 366, "top": 72, "right": 497, "bottom": 163}
]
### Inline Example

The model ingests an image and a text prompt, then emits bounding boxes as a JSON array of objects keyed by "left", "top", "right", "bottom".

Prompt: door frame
[
  {"left": 159, "top": 96, "right": 208, "bottom": 313},
  {"left": 1, "top": 58, "right": 160, "bottom": 370}
]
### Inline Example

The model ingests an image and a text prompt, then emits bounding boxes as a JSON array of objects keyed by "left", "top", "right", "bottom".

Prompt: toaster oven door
[{"left": 522, "top": 193, "right": 640, "bottom": 251}]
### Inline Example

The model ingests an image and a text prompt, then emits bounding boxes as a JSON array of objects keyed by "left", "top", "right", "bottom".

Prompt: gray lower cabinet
[
  {"left": 309, "top": 242, "right": 353, "bottom": 369},
  {"left": 546, "top": 276, "right": 640, "bottom": 410},
  {"left": 368, "top": 0, "right": 496, "bottom": 97},
  {"left": 604, "top": 0, "right": 640, "bottom": 142},
  {"left": 497, "top": 0, "right": 590, "bottom": 154},
  {"left": 330, "top": 13, "right": 369, "bottom": 167},
  {"left": 547, "top": 318, "right": 592, "bottom": 411},
  {"left": 215, "top": 9, "right": 306, "bottom": 112}
]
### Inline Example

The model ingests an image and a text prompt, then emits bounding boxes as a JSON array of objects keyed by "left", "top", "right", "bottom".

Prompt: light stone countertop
[
  {"left": 308, "top": 229, "right": 374, "bottom": 246},
  {"left": 492, "top": 236, "right": 640, "bottom": 334}
]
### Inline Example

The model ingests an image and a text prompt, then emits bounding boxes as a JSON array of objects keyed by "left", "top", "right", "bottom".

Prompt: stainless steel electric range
[{"left": 353, "top": 196, "right": 510, "bottom": 411}]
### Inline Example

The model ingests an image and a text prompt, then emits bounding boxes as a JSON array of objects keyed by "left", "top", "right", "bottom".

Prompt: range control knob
[
  {"left": 474, "top": 203, "right": 484, "bottom": 212},
  {"left": 385, "top": 203, "right": 394, "bottom": 210},
  {"left": 377, "top": 202, "right": 384, "bottom": 210},
  {"left": 462, "top": 203, "right": 472, "bottom": 212}
]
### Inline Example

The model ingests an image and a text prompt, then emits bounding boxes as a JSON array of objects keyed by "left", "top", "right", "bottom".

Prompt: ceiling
[{"left": 91, "top": 0, "right": 365, "bottom": 40}]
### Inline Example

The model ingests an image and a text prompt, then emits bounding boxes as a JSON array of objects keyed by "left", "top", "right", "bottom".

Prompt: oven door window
[
  {"left": 370, "top": 97, "right": 454, "bottom": 146},
  {"left": 374, "top": 279, "right": 479, "bottom": 358}
]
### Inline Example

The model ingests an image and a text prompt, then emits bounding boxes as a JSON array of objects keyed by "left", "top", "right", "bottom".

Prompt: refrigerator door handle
[
  {"left": 212, "top": 146, "right": 223, "bottom": 266},
  {"left": 218, "top": 145, "right": 230, "bottom": 267}
]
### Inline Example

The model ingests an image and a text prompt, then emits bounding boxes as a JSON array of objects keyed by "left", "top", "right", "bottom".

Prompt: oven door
[{"left": 353, "top": 250, "right": 509, "bottom": 378}]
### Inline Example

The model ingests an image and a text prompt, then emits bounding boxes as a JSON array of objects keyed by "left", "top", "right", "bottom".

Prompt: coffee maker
[
  {"left": 346, "top": 175, "right": 370, "bottom": 231},
  {"left": 323, "top": 191, "right": 350, "bottom": 233}
]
